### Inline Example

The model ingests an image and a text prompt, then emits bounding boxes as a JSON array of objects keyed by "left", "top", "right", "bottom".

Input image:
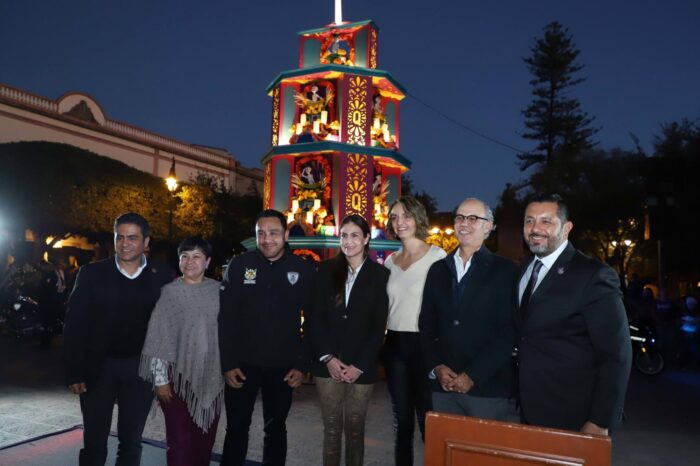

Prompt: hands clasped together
[
  {"left": 325, "top": 357, "right": 362, "bottom": 384},
  {"left": 435, "top": 364, "right": 474, "bottom": 394}
]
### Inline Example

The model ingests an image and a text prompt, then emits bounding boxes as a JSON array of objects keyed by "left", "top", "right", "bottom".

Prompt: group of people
[{"left": 63, "top": 193, "right": 632, "bottom": 466}]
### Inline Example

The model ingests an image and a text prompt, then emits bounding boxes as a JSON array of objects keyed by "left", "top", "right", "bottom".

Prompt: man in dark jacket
[
  {"left": 516, "top": 194, "right": 631, "bottom": 435},
  {"left": 219, "top": 209, "right": 316, "bottom": 466},
  {"left": 419, "top": 198, "right": 518, "bottom": 421},
  {"left": 63, "top": 212, "right": 172, "bottom": 466}
]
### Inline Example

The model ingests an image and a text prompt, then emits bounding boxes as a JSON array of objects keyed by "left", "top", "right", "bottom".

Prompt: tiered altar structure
[{"left": 256, "top": 10, "right": 411, "bottom": 258}]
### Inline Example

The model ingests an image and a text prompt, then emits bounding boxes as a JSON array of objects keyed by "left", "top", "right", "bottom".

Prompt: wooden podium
[{"left": 424, "top": 411, "right": 611, "bottom": 466}]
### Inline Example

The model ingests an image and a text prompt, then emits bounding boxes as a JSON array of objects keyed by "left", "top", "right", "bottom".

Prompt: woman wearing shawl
[
  {"left": 310, "top": 215, "right": 389, "bottom": 466},
  {"left": 140, "top": 236, "right": 223, "bottom": 466}
]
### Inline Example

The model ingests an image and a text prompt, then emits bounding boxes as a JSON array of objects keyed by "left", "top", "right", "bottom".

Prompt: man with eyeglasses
[
  {"left": 516, "top": 194, "right": 631, "bottom": 435},
  {"left": 419, "top": 198, "right": 518, "bottom": 421}
]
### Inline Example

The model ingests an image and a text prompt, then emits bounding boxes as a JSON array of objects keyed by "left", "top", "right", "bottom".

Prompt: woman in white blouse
[{"left": 384, "top": 196, "right": 447, "bottom": 466}]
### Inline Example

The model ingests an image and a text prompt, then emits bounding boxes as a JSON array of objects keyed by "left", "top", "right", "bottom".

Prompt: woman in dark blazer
[{"left": 311, "top": 214, "right": 389, "bottom": 466}]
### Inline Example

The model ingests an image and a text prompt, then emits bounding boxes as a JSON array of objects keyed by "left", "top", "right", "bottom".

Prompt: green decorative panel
[
  {"left": 355, "top": 29, "right": 368, "bottom": 68},
  {"left": 386, "top": 173, "right": 400, "bottom": 205},
  {"left": 385, "top": 100, "right": 397, "bottom": 135},
  {"left": 281, "top": 85, "right": 297, "bottom": 145},
  {"left": 303, "top": 39, "right": 321, "bottom": 68},
  {"left": 273, "top": 158, "right": 291, "bottom": 211},
  {"left": 332, "top": 153, "right": 340, "bottom": 229}
]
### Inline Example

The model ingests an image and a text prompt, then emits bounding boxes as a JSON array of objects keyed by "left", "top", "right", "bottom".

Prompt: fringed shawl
[{"left": 139, "top": 278, "right": 224, "bottom": 432}]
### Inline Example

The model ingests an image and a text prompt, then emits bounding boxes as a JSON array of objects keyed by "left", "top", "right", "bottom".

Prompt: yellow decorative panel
[
  {"left": 345, "top": 153, "right": 369, "bottom": 216},
  {"left": 263, "top": 162, "right": 271, "bottom": 209},
  {"left": 271, "top": 87, "right": 280, "bottom": 146},
  {"left": 370, "top": 29, "right": 378, "bottom": 69},
  {"left": 346, "top": 76, "right": 368, "bottom": 145}
]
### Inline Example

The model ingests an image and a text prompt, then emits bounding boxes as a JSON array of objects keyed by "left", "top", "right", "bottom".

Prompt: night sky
[{"left": 1, "top": 0, "right": 698, "bottom": 210}]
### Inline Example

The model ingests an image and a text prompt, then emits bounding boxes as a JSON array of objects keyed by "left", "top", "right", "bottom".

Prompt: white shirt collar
[
  {"left": 345, "top": 258, "right": 366, "bottom": 306},
  {"left": 115, "top": 254, "right": 148, "bottom": 279},
  {"left": 452, "top": 251, "right": 473, "bottom": 282},
  {"left": 347, "top": 258, "right": 366, "bottom": 280}
]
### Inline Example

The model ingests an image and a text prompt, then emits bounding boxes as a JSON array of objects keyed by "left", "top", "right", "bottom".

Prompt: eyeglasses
[{"left": 454, "top": 214, "right": 489, "bottom": 224}]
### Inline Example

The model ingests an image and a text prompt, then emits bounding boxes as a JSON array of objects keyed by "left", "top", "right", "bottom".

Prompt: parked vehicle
[
  {"left": 630, "top": 322, "right": 664, "bottom": 375},
  {"left": 1, "top": 294, "right": 44, "bottom": 338}
]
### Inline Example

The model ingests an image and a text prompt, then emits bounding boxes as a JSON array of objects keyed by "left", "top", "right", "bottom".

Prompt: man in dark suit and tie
[
  {"left": 517, "top": 194, "right": 632, "bottom": 435},
  {"left": 419, "top": 198, "right": 518, "bottom": 421}
]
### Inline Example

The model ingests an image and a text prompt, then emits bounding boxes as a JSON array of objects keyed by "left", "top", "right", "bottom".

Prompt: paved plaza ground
[
  {"left": 1, "top": 335, "right": 699, "bottom": 465},
  {"left": 0, "top": 335, "right": 420, "bottom": 465}
]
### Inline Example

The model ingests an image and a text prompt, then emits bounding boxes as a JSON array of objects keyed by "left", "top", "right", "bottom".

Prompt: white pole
[{"left": 335, "top": 0, "right": 343, "bottom": 25}]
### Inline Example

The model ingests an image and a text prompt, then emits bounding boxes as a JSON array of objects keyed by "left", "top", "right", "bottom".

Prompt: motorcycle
[
  {"left": 1, "top": 294, "right": 44, "bottom": 338},
  {"left": 629, "top": 322, "right": 664, "bottom": 375}
]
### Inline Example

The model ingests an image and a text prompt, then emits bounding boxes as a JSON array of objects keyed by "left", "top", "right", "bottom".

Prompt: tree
[
  {"left": 505, "top": 147, "right": 648, "bottom": 282},
  {"left": 645, "top": 118, "right": 700, "bottom": 289},
  {"left": 0, "top": 141, "right": 263, "bottom": 266},
  {"left": 519, "top": 22, "right": 599, "bottom": 176},
  {"left": 174, "top": 184, "right": 216, "bottom": 238},
  {"left": 183, "top": 173, "right": 262, "bottom": 258},
  {"left": 401, "top": 175, "right": 439, "bottom": 220},
  {"left": 567, "top": 149, "right": 647, "bottom": 280},
  {"left": 0, "top": 142, "right": 171, "bottom": 251}
]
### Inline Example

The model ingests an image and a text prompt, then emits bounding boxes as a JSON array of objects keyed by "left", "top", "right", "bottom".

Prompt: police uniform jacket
[{"left": 219, "top": 248, "right": 316, "bottom": 374}]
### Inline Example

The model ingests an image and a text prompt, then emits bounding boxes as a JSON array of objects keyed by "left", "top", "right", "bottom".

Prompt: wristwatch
[{"left": 320, "top": 354, "right": 334, "bottom": 363}]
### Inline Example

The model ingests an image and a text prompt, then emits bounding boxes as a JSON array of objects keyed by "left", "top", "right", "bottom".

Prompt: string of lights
[{"left": 406, "top": 91, "right": 534, "bottom": 156}]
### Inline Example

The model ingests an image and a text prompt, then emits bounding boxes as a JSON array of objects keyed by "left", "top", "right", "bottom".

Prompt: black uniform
[{"left": 218, "top": 248, "right": 316, "bottom": 466}]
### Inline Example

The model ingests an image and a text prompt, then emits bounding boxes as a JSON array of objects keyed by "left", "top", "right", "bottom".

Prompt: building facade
[{"left": 0, "top": 83, "right": 263, "bottom": 195}]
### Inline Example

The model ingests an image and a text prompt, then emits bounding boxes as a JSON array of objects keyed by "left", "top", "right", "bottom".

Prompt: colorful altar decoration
[{"left": 251, "top": 6, "right": 413, "bottom": 259}]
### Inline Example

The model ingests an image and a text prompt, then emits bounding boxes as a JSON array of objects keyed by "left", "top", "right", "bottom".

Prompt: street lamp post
[{"left": 165, "top": 157, "right": 178, "bottom": 241}]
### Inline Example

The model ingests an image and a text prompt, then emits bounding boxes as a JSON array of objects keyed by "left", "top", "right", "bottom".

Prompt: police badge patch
[
  {"left": 244, "top": 268, "right": 257, "bottom": 284},
  {"left": 287, "top": 271, "right": 299, "bottom": 285}
]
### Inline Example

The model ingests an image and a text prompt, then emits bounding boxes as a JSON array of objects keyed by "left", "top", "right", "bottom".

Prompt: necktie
[{"left": 520, "top": 259, "right": 543, "bottom": 311}]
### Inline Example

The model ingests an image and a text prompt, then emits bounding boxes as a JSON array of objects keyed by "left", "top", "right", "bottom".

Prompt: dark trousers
[
  {"left": 432, "top": 391, "right": 509, "bottom": 421},
  {"left": 384, "top": 331, "right": 432, "bottom": 466},
  {"left": 78, "top": 356, "right": 153, "bottom": 466},
  {"left": 37, "top": 298, "right": 62, "bottom": 347},
  {"left": 160, "top": 389, "right": 220, "bottom": 466},
  {"left": 221, "top": 364, "right": 293, "bottom": 466}
]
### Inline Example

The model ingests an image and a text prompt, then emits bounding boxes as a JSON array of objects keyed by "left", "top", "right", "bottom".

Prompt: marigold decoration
[
  {"left": 320, "top": 31, "right": 355, "bottom": 66},
  {"left": 292, "top": 155, "right": 332, "bottom": 202},
  {"left": 294, "top": 249, "right": 321, "bottom": 263},
  {"left": 426, "top": 231, "right": 459, "bottom": 253},
  {"left": 294, "top": 87, "right": 334, "bottom": 116},
  {"left": 372, "top": 178, "right": 390, "bottom": 229},
  {"left": 293, "top": 188, "right": 322, "bottom": 201}
]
